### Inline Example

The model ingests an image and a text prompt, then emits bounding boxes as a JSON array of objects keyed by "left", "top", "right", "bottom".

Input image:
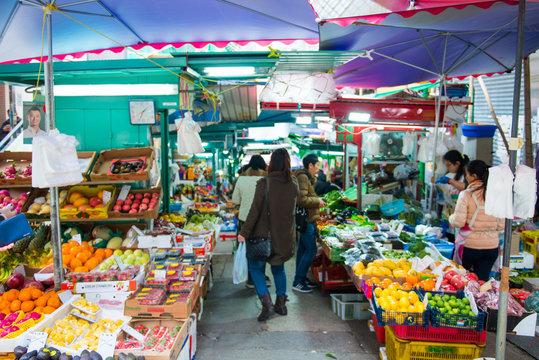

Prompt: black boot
[
  {"left": 257, "top": 293, "right": 276, "bottom": 321},
  {"left": 274, "top": 295, "right": 288, "bottom": 316}
]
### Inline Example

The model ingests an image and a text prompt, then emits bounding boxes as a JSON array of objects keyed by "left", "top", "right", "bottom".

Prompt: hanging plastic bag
[
  {"left": 513, "top": 164, "right": 537, "bottom": 219},
  {"left": 175, "top": 112, "right": 204, "bottom": 154},
  {"left": 362, "top": 132, "right": 380, "bottom": 157},
  {"left": 402, "top": 132, "right": 414, "bottom": 156},
  {"left": 32, "top": 130, "right": 83, "bottom": 188},
  {"left": 233, "top": 242, "right": 248, "bottom": 284},
  {"left": 485, "top": 164, "right": 514, "bottom": 219},
  {"left": 417, "top": 132, "right": 449, "bottom": 163}
]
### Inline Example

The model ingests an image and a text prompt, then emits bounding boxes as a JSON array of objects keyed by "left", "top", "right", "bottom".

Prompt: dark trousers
[{"left": 462, "top": 247, "right": 499, "bottom": 282}]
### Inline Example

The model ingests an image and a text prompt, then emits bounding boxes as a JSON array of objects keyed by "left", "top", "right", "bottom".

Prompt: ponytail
[
  {"left": 443, "top": 150, "right": 469, "bottom": 181},
  {"left": 466, "top": 160, "right": 490, "bottom": 200}
]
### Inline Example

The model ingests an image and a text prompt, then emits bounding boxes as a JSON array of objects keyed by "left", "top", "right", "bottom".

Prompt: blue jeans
[
  {"left": 248, "top": 259, "right": 286, "bottom": 296},
  {"left": 294, "top": 222, "right": 317, "bottom": 286}
]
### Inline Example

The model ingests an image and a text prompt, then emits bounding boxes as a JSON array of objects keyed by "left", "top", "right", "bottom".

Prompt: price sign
[
  {"left": 435, "top": 274, "right": 443, "bottom": 291},
  {"left": 97, "top": 333, "right": 116, "bottom": 358},
  {"left": 118, "top": 185, "right": 131, "bottom": 201},
  {"left": 154, "top": 270, "right": 166, "bottom": 281},
  {"left": 411, "top": 259, "right": 419, "bottom": 271},
  {"left": 27, "top": 332, "right": 48, "bottom": 352},
  {"left": 72, "top": 234, "right": 82, "bottom": 245},
  {"left": 184, "top": 242, "right": 194, "bottom": 254},
  {"left": 115, "top": 256, "right": 127, "bottom": 271},
  {"left": 465, "top": 290, "right": 479, "bottom": 315},
  {"left": 102, "top": 191, "right": 112, "bottom": 205},
  {"left": 122, "top": 324, "right": 146, "bottom": 343},
  {"left": 416, "top": 255, "right": 434, "bottom": 273},
  {"left": 58, "top": 290, "right": 74, "bottom": 304}
]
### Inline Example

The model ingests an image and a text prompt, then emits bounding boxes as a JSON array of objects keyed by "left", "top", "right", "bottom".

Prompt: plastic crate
[
  {"left": 330, "top": 293, "right": 370, "bottom": 320},
  {"left": 372, "top": 286, "right": 430, "bottom": 327},
  {"left": 381, "top": 199, "right": 405, "bottom": 217},
  {"left": 390, "top": 325, "right": 487, "bottom": 345},
  {"left": 427, "top": 238, "right": 455, "bottom": 260},
  {"left": 385, "top": 326, "right": 485, "bottom": 360},
  {"left": 426, "top": 292, "right": 487, "bottom": 331},
  {"left": 372, "top": 312, "right": 385, "bottom": 344},
  {"left": 461, "top": 124, "right": 497, "bottom": 138},
  {"left": 521, "top": 230, "right": 539, "bottom": 263}
]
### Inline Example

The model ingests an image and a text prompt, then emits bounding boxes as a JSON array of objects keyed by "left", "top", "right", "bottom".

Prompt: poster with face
[{"left": 23, "top": 102, "right": 46, "bottom": 143}]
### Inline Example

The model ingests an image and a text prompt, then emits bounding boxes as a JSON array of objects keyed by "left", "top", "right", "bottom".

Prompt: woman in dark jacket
[{"left": 238, "top": 148, "right": 299, "bottom": 321}]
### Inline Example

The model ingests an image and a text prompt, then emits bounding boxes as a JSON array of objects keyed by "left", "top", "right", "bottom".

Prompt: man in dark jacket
[{"left": 292, "top": 154, "right": 326, "bottom": 293}]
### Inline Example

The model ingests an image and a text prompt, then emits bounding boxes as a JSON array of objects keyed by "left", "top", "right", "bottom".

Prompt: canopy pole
[
  {"left": 427, "top": 77, "right": 444, "bottom": 214},
  {"left": 43, "top": 4, "right": 64, "bottom": 290},
  {"left": 496, "top": 0, "right": 526, "bottom": 359},
  {"left": 161, "top": 110, "right": 170, "bottom": 214},
  {"left": 357, "top": 133, "right": 362, "bottom": 210}
]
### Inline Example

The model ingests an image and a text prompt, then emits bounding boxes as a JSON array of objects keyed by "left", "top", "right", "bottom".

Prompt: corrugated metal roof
[{"left": 209, "top": 85, "right": 258, "bottom": 122}]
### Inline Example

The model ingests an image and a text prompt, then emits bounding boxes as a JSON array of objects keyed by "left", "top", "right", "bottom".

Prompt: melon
[{"left": 106, "top": 236, "right": 123, "bottom": 249}]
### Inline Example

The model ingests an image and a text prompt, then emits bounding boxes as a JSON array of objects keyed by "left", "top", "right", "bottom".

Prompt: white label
[
  {"left": 102, "top": 190, "right": 112, "bottom": 205},
  {"left": 58, "top": 290, "right": 74, "bottom": 304},
  {"left": 115, "top": 256, "right": 127, "bottom": 271},
  {"left": 163, "top": 102, "right": 178, "bottom": 106},
  {"left": 435, "top": 274, "right": 443, "bottom": 291},
  {"left": 396, "top": 223, "right": 404, "bottom": 235},
  {"left": 130, "top": 225, "right": 144, "bottom": 236},
  {"left": 411, "top": 259, "right": 419, "bottom": 271},
  {"left": 27, "top": 332, "right": 48, "bottom": 352},
  {"left": 97, "top": 332, "right": 116, "bottom": 358},
  {"left": 154, "top": 269, "right": 166, "bottom": 281},
  {"left": 72, "top": 234, "right": 82, "bottom": 245},
  {"left": 423, "top": 292, "right": 429, "bottom": 308},
  {"left": 184, "top": 242, "right": 194, "bottom": 254},
  {"left": 416, "top": 256, "right": 434, "bottom": 273},
  {"left": 432, "top": 265, "right": 444, "bottom": 277},
  {"left": 118, "top": 185, "right": 131, "bottom": 201},
  {"left": 465, "top": 290, "right": 479, "bottom": 315},
  {"left": 122, "top": 324, "right": 146, "bottom": 343}
]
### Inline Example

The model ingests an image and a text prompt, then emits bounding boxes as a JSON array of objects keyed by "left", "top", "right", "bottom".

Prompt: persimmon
[
  {"left": 21, "top": 301, "right": 35, "bottom": 313},
  {"left": 34, "top": 295, "right": 48, "bottom": 307},
  {"left": 18, "top": 289, "right": 32, "bottom": 302},
  {"left": 42, "top": 306, "right": 56, "bottom": 314},
  {"left": 10, "top": 300, "right": 21, "bottom": 312}
]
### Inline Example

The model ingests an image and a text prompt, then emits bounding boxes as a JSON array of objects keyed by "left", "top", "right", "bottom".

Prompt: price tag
[
  {"left": 465, "top": 290, "right": 479, "bottom": 315},
  {"left": 97, "top": 333, "right": 116, "bottom": 358},
  {"left": 72, "top": 234, "right": 82, "bottom": 245},
  {"left": 423, "top": 292, "right": 430, "bottom": 308},
  {"left": 154, "top": 269, "right": 166, "bottom": 281},
  {"left": 411, "top": 259, "right": 419, "bottom": 271},
  {"left": 102, "top": 191, "right": 112, "bottom": 205},
  {"left": 58, "top": 290, "right": 74, "bottom": 304},
  {"left": 118, "top": 185, "right": 131, "bottom": 201},
  {"left": 130, "top": 225, "right": 144, "bottom": 236},
  {"left": 435, "top": 274, "right": 443, "bottom": 290},
  {"left": 184, "top": 242, "right": 193, "bottom": 255},
  {"left": 479, "top": 280, "right": 492, "bottom": 293},
  {"left": 122, "top": 324, "right": 146, "bottom": 343},
  {"left": 416, "top": 255, "right": 434, "bottom": 273},
  {"left": 432, "top": 265, "right": 444, "bottom": 277},
  {"left": 115, "top": 256, "right": 127, "bottom": 271},
  {"left": 395, "top": 223, "right": 404, "bottom": 236},
  {"left": 27, "top": 332, "right": 48, "bottom": 352}
]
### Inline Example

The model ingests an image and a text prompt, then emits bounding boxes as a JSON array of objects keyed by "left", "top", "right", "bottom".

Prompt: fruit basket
[
  {"left": 385, "top": 326, "right": 485, "bottom": 360},
  {"left": 372, "top": 286, "right": 430, "bottom": 327},
  {"left": 0, "top": 151, "right": 32, "bottom": 186},
  {"left": 90, "top": 147, "right": 154, "bottom": 182},
  {"left": 108, "top": 187, "right": 162, "bottom": 219},
  {"left": 390, "top": 325, "right": 487, "bottom": 344},
  {"left": 425, "top": 291, "right": 487, "bottom": 331},
  {"left": 60, "top": 185, "right": 116, "bottom": 220}
]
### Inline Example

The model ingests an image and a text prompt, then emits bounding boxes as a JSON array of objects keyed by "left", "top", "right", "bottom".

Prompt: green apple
[
  {"left": 134, "top": 249, "right": 143, "bottom": 257},
  {"left": 124, "top": 258, "right": 136, "bottom": 266},
  {"left": 127, "top": 254, "right": 137, "bottom": 262},
  {"left": 113, "top": 249, "right": 123, "bottom": 256},
  {"left": 98, "top": 264, "right": 108, "bottom": 271},
  {"left": 124, "top": 249, "right": 133, "bottom": 256},
  {"left": 143, "top": 253, "right": 150, "bottom": 260},
  {"left": 135, "top": 258, "right": 147, "bottom": 266}
]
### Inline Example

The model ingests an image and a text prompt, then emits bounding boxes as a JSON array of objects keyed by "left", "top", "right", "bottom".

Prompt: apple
[
  {"left": 444, "top": 285, "right": 456, "bottom": 291},
  {"left": 134, "top": 249, "right": 143, "bottom": 257},
  {"left": 450, "top": 275, "right": 466, "bottom": 290},
  {"left": 136, "top": 258, "right": 147, "bottom": 266},
  {"left": 444, "top": 270, "right": 457, "bottom": 282},
  {"left": 134, "top": 193, "right": 143, "bottom": 200},
  {"left": 141, "top": 198, "right": 150, "bottom": 205},
  {"left": 152, "top": 193, "right": 159, "bottom": 198},
  {"left": 133, "top": 200, "right": 141, "bottom": 205},
  {"left": 129, "top": 209, "right": 137, "bottom": 214},
  {"left": 150, "top": 197, "right": 158, "bottom": 204},
  {"left": 131, "top": 203, "right": 139, "bottom": 210},
  {"left": 148, "top": 204, "right": 155, "bottom": 210},
  {"left": 127, "top": 194, "right": 135, "bottom": 200},
  {"left": 465, "top": 272, "right": 478, "bottom": 282},
  {"left": 113, "top": 205, "right": 122, "bottom": 212},
  {"left": 124, "top": 199, "right": 132, "bottom": 206},
  {"left": 113, "top": 249, "right": 123, "bottom": 256},
  {"left": 124, "top": 250, "right": 133, "bottom": 255},
  {"left": 89, "top": 197, "right": 102, "bottom": 208},
  {"left": 144, "top": 193, "right": 151, "bottom": 199},
  {"left": 122, "top": 205, "right": 131, "bottom": 212},
  {"left": 116, "top": 199, "right": 124, "bottom": 206}
]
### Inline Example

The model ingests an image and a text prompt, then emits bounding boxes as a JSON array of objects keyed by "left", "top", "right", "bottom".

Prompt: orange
[
  {"left": 400, "top": 283, "right": 412, "bottom": 290},
  {"left": 21, "top": 301, "right": 34, "bottom": 313},
  {"left": 30, "top": 288, "right": 43, "bottom": 300},
  {"left": 85, "top": 258, "right": 99, "bottom": 271},
  {"left": 380, "top": 278, "right": 393, "bottom": 289},
  {"left": 74, "top": 266, "right": 89, "bottom": 273},
  {"left": 10, "top": 300, "right": 21, "bottom": 312},
  {"left": 34, "top": 306, "right": 44, "bottom": 314},
  {"left": 97, "top": 190, "right": 104, "bottom": 200},
  {"left": 94, "top": 248, "right": 105, "bottom": 259},
  {"left": 87, "top": 244, "right": 94, "bottom": 253},
  {"left": 70, "top": 258, "right": 83, "bottom": 269},
  {"left": 42, "top": 306, "right": 55, "bottom": 315},
  {"left": 70, "top": 245, "right": 82, "bottom": 257},
  {"left": 62, "top": 254, "right": 73, "bottom": 266},
  {"left": 34, "top": 295, "right": 49, "bottom": 307},
  {"left": 18, "top": 289, "right": 32, "bottom": 302},
  {"left": 80, "top": 241, "right": 90, "bottom": 250},
  {"left": 76, "top": 252, "right": 89, "bottom": 264},
  {"left": 104, "top": 249, "right": 113, "bottom": 258},
  {"left": 68, "top": 240, "right": 79, "bottom": 247},
  {"left": 1, "top": 307, "right": 10, "bottom": 315},
  {"left": 4, "top": 290, "right": 18, "bottom": 302},
  {"left": 0, "top": 300, "right": 7, "bottom": 310},
  {"left": 94, "top": 254, "right": 104, "bottom": 264},
  {"left": 47, "top": 296, "right": 61, "bottom": 308},
  {"left": 82, "top": 250, "right": 92, "bottom": 259},
  {"left": 406, "top": 270, "right": 419, "bottom": 286},
  {"left": 69, "top": 191, "right": 84, "bottom": 204}
]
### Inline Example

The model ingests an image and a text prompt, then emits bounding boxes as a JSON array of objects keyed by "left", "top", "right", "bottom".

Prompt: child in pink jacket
[{"left": 449, "top": 160, "right": 504, "bottom": 281}]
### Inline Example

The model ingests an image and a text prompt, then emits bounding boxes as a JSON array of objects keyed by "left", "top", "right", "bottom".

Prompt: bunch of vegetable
[
  {"left": 509, "top": 269, "right": 539, "bottom": 286},
  {"left": 321, "top": 191, "right": 346, "bottom": 212}
]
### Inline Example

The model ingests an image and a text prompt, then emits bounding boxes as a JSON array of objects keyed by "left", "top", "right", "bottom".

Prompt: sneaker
[
  {"left": 245, "top": 280, "right": 255, "bottom": 289},
  {"left": 292, "top": 282, "right": 312, "bottom": 293},
  {"left": 304, "top": 279, "right": 318, "bottom": 288}
]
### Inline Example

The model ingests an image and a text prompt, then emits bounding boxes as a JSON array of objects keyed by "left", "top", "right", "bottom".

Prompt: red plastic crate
[
  {"left": 372, "top": 312, "right": 386, "bottom": 344},
  {"left": 390, "top": 325, "right": 487, "bottom": 345}
]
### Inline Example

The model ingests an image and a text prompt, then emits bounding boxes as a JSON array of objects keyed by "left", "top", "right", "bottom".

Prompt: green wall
[{"left": 54, "top": 95, "right": 178, "bottom": 151}]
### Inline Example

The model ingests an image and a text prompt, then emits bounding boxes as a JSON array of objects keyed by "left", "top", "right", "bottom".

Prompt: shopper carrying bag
[{"left": 238, "top": 149, "right": 299, "bottom": 321}]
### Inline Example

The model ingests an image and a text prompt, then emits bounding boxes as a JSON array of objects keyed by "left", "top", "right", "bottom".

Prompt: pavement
[{"left": 195, "top": 239, "right": 536, "bottom": 360}]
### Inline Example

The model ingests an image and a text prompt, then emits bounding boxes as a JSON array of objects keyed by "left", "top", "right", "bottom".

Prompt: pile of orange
[
  {"left": 55, "top": 240, "right": 113, "bottom": 273},
  {"left": 0, "top": 287, "right": 63, "bottom": 315}
]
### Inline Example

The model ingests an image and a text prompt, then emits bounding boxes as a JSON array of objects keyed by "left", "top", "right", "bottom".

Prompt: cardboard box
[
  {"left": 61, "top": 268, "right": 145, "bottom": 293},
  {"left": 77, "top": 151, "right": 97, "bottom": 179},
  {"left": 510, "top": 232, "right": 521, "bottom": 256},
  {"left": 90, "top": 147, "right": 154, "bottom": 182},
  {"left": 0, "top": 151, "right": 32, "bottom": 186},
  {"left": 114, "top": 318, "right": 189, "bottom": 360},
  {"left": 108, "top": 186, "right": 162, "bottom": 219},
  {"left": 60, "top": 185, "right": 116, "bottom": 219},
  {"left": 486, "top": 308, "right": 537, "bottom": 336},
  {"left": 22, "top": 187, "right": 67, "bottom": 219}
]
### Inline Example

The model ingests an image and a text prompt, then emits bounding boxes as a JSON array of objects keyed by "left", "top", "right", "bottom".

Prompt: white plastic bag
[
  {"left": 485, "top": 164, "right": 514, "bottom": 219},
  {"left": 32, "top": 130, "right": 83, "bottom": 188},
  {"left": 402, "top": 132, "right": 414, "bottom": 156},
  {"left": 176, "top": 112, "right": 204, "bottom": 154},
  {"left": 513, "top": 165, "right": 537, "bottom": 219},
  {"left": 232, "top": 242, "right": 248, "bottom": 284},
  {"left": 362, "top": 132, "right": 381, "bottom": 157}
]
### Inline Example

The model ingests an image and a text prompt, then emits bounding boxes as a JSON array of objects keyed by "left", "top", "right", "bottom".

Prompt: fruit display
[
  {"left": 0, "top": 311, "right": 43, "bottom": 339},
  {"left": 62, "top": 190, "right": 107, "bottom": 212},
  {"left": 110, "top": 191, "right": 160, "bottom": 215},
  {"left": 192, "top": 201, "right": 219, "bottom": 213},
  {"left": 60, "top": 241, "right": 113, "bottom": 273},
  {"left": 135, "top": 288, "right": 166, "bottom": 306},
  {"left": 109, "top": 158, "right": 145, "bottom": 175},
  {"left": 0, "top": 287, "right": 63, "bottom": 317},
  {"left": 97, "top": 249, "right": 149, "bottom": 271},
  {"left": 156, "top": 213, "right": 187, "bottom": 228},
  {"left": 115, "top": 323, "right": 182, "bottom": 352},
  {"left": 353, "top": 259, "right": 411, "bottom": 278},
  {"left": 26, "top": 190, "right": 67, "bottom": 216},
  {"left": 0, "top": 189, "right": 29, "bottom": 214},
  {"left": 66, "top": 267, "right": 141, "bottom": 283},
  {"left": 0, "top": 162, "right": 31, "bottom": 180},
  {"left": 425, "top": 293, "right": 473, "bottom": 316},
  {"left": 373, "top": 286, "right": 428, "bottom": 326},
  {"left": 72, "top": 298, "right": 99, "bottom": 315}
]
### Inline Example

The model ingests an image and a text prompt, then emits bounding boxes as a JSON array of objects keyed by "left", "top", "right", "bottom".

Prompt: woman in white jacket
[{"left": 232, "top": 155, "right": 269, "bottom": 288}]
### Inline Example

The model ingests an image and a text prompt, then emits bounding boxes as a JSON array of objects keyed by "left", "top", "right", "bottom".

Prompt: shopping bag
[
  {"left": 232, "top": 242, "right": 248, "bottom": 284},
  {"left": 453, "top": 226, "right": 471, "bottom": 265},
  {"left": 0, "top": 214, "right": 33, "bottom": 247}
]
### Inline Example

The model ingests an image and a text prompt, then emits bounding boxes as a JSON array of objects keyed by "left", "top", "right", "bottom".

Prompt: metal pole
[
  {"left": 496, "top": 1, "right": 526, "bottom": 359},
  {"left": 344, "top": 142, "right": 349, "bottom": 190},
  {"left": 43, "top": 5, "right": 64, "bottom": 290},
  {"left": 357, "top": 132, "right": 362, "bottom": 210},
  {"left": 427, "top": 78, "right": 444, "bottom": 214},
  {"left": 161, "top": 110, "right": 170, "bottom": 213},
  {"left": 523, "top": 57, "right": 533, "bottom": 167}
]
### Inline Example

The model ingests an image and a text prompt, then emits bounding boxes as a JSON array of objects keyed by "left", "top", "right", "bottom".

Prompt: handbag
[
  {"left": 0, "top": 214, "right": 33, "bottom": 247},
  {"left": 295, "top": 205, "right": 308, "bottom": 232},
  {"left": 246, "top": 178, "right": 273, "bottom": 261}
]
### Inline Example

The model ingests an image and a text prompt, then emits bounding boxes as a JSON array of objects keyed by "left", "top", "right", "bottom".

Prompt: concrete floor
[{"left": 196, "top": 240, "right": 535, "bottom": 360}]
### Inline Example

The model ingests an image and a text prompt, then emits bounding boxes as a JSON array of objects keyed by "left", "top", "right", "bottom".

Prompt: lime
[
  {"left": 436, "top": 300, "right": 444, "bottom": 308},
  {"left": 450, "top": 295, "right": 457, "bottom": 301},
  {"left": 452, "top": 308, "right": 460, "bottom": 314},
  {"left": 462, "top": 298, "right": 470, "bottom": 305},
  {"left": 443, "top": 295, "right": 450, "bottom": 302},
  {"left": 460, "top": 310, "right": 469, "bottom": 316},
  {"left": 429, "top": 300, "right": 437, "bottom": 308},
  {"left": 439, "top": 308, "right": 447, "bottom": 313}
]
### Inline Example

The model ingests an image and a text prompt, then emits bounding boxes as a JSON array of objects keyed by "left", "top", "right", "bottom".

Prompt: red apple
[
  {"left": 465, "top": 272, "right": 478, "bottom": 282},
  {"left": 152, "top": 193, "right": 159, "bottom": 198},
  {"left": 133, "top": 200, "right": 141, "bottom": 205},
  {"left": 116, "top": 199, "right": 124, "bottom": 206},
  {"left": 128, "top": 209, "right": 137, "bottom": 214},
  {"left": 124, "top": 199, "right": 133, "bottom": 206},
  {"left": 122, "top": 205, "right": 131, "bottom": 212},
  {"left": 135, "top": 193, "right": 143, "bottom": 200},
  {"left": 142, "top": 198, "right": 150, "bottom": 205},
  {"left": 150, "top": 197, "right": 158, "bottom": 204},
  {"left": 113, "top": 205, "right": 121, "bottom": 212},
  {"left": 131, "top": 203, "right": 139, "bottom": 210},
  {"left": 127, "top": 194, "right": 135, "bottom": 200},
  {"left": 444, "top": 270, "right": 457, "bottom": 282},
  {"left": 148, "top": 204, "right": 155, "bottom": 210},
  {"left": 450, "top": 275, "right": 466, "bottom": 290},
  {"left": 139, "top": 204, "right": 148, "bottom": 211},
  {"left": 444, "top": 285, "right": 456, "bottom": 291},
  {"left": 89, "top": 197, "right": 102, "bottom": 208},
  {"left": 144, "top": 193, "right": 151, "bottom": 199}
]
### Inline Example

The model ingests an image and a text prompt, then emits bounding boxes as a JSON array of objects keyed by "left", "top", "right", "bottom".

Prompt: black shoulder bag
[{"left": 246, "top": 178, "right": 273, "bottom": 261}]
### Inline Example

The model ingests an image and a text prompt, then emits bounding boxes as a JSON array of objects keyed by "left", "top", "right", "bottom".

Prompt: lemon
[{"left": 409, "top": 292, "right": 419, "bottom": 305}]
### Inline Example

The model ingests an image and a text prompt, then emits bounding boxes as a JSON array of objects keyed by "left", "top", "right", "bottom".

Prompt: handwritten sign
[
  {"left": 118, "top": 185, "right": 131, "bottom": 201},
  {"left": 27, "top": 332, "right": 48, "bottom": 352},
  {"left": 97, "top": 333, "right": 116, "bottom": 358}
]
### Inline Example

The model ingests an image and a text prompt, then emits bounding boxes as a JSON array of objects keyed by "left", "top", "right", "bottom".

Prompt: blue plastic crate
[
  {"left": 380, "top": 199, "right": 405, "bottom": 217},
  {"left": 424, "top": 291, "right": 487, "bottom": 331},
  {"left": 428, "top": 238, "right": 455, "bottom": 259},
  {"left": 462, "top": 124, "right": 497, "bottom": 138}
]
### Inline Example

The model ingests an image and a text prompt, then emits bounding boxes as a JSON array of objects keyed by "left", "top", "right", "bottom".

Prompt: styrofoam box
[{"left": 330, "top": 293, "right": 371, "bottom": 321}]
